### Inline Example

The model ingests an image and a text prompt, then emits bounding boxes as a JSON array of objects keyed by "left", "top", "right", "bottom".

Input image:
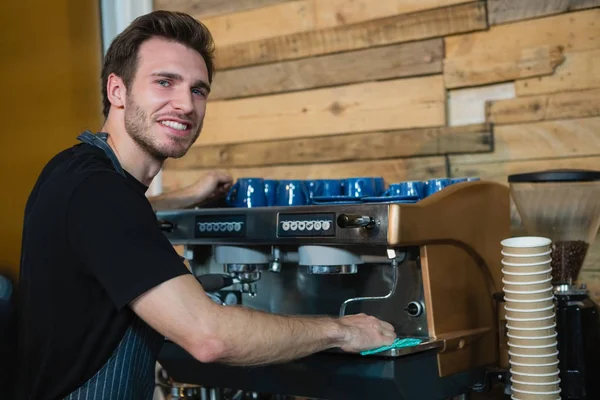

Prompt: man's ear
[{"left": 106, "top": 73, "right": 127, "bottom": 110}]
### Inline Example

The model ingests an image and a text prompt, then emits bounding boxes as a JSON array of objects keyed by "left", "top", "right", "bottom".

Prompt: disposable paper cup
[
  {"left": 504, "top": 295, "right": 555, "bottom": 311},
  {"left": 501, "top": 237, "right": 552, "bottom": 255},
  {"left": 506, "top": 313, "right": 555, "bottom": 329},
  {"left": 512, "top": 395, "right": 560, "bottom": 400},
  {"left": 508, "top": 341, "right": 557, "bottom": 356},
  {"left": 511, "top": 377, "right": 561, "bottom": 393},
  {"left": 502, "top": 267, "right": 552, "bottom": 283},
  {"left": 511, "top": 391, "right": 561, "bottom": 400},
  {"left": 507, "top": 332, "right": 558, "bottom": 347},
  {"left": 510, "top": 359, "right": 560, "bottom": 375},
  {"left": 509, "top": 350, "right": 559, "bottom": 365},
  {"left": 503, "top": 277, "right": 553, "bottom": 293},
  {"left": 503, "top": 262, "right": 553, "bottom": 274},
  {"left": 511, "top": 369, "right": 560, "bottom": 383},
  {"left": 505, "top": 305, "right": 555, "bottom": 320},
  {"left": 504, "top": 287, "right": 554, "bottom": 301},
  {"left": 502, "top": 249, "right": 552, "bottom": 265},
  {"left": 506, "top": 323, "right": 557, "bottom": 338}
]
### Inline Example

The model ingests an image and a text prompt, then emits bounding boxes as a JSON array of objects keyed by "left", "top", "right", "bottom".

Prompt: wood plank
[
  {"left": 450, "top": 117, "right": 600, "bottom": 165},
  {"left": 197, "top": 75, "right": 446, "bottom": 146},
  {"left": 215, "top": 1, "right": 487, "bottom": 69},
  {"left": 162, "top": 156, "right": 448, "bottom": 191},
  {"left": 166, "top": 124, "right": 491, "bottom": 169},
  {"left": 152, "top": 0, "right": 295, "bottom": 19},
  {"left": 450, "top": 155, "right": 600, "bottom": 184},
  {"left": 209, "top": 39, "right": 443, "bottom": 100},
  {"left": 448, "top": 83, "right": 515, "bottom": 126},
  {"left": 487, "top": 0, "right": 600, "bottom": 25},
  {"left": 444, "top": 8, "right": 600, "bottom": 88},
  {"left": 486, "top": 88, "right": 600, "bottom": 124},
  {"left": 445, "top": 44, "right": 565, "bottom": 89},
  {"left": 202, "top": 0, "right": 471, "bottom": 47},
  {"left": 515, "top": 48, "right": 600, "bottom": 96}
]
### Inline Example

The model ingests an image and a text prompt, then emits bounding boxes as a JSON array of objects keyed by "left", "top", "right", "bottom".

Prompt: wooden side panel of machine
[
  {"left": 421, "top": 244, "right": 498, "bottom": 377},
  {"left": 389, "top": 181, "right": 511, "bottom": 377}
]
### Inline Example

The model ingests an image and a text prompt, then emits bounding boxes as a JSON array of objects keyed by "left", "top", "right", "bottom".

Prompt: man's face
[{"left": 123, "top": 37, "right": 210, "bottom": 160}]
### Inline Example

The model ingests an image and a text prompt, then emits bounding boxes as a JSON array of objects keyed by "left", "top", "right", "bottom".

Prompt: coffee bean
[{"left": 550, "top": 240, "right": 589, "bottom": 284}]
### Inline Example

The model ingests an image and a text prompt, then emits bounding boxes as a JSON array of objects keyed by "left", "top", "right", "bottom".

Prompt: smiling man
[{"left": 14, "top": 11, "right": 395, "bottom": 400}]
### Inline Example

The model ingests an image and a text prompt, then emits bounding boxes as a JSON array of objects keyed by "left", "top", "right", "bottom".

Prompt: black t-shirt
[{"left": 15, "top": 142, "right": 190, "bottom": 399}]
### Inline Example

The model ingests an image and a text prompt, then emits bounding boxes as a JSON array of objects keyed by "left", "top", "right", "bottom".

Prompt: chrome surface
[
  {"left": 307, "top": 264, "right": 358, "bottom": 275},
  {"left": 339, "top": 260, "right": 398, "bottom": 317}
]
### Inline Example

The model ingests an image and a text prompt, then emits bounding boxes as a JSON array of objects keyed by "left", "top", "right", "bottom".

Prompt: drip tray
[{"left": 326, "top": 337, "right": 443, "bottom": 358}]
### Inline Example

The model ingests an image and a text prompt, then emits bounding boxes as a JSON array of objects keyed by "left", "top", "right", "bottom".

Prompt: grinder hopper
[{"left": 508, "top": 169, "right": 600, "bottom": 286}]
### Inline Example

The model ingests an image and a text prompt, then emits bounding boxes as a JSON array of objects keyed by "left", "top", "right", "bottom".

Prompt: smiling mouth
[{"left": 159, "top": 120, "right": 191, "bottom": 131}]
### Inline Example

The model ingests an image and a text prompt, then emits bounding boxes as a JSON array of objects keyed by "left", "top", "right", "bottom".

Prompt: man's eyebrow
[{"left": 151, "top": 71, "right": 211, "bottom": 93}]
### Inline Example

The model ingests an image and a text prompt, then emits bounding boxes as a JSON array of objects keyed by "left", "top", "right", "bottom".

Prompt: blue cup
[
  {"left": 306, "top": 180, "right": 320, "bottom": 199},
  {"left": 384, "top": 181, "right": 425, "bottom": 198},
  {"left": 344, "top": 177, "right": 376, "bottom": 198},
  {"left": 310, "top": 179, "right": 343, "bottom": 197},
  {"left": 226, "top": 178, "right": 267, "bottom": 208},
  {"left": 264, "top": 179, "right": 278, "bottom": 206},
  {"left": 424, "top": 178, "right": 450, "bottom": 197},
  {"left": 373, "top": 177, "right": 385, "bottom": 196},
  {"left": 276, "top": 180, "right": 310, "bottom": 206},
  {"left": 450, "top": 177, "right": 468, "bottom": 184}
]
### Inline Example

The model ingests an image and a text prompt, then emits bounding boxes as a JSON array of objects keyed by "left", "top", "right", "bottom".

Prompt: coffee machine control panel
[
  {"left": 277, "top": 213, "right": 336, "bottom": 237},
  {"left": 194, "top": 215, "right": 247, "bottom": 238}
]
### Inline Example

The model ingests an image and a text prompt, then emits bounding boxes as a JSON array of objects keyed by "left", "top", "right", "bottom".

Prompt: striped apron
[{"left": 63, "top": 131, "right": 162, "bottom": 399}]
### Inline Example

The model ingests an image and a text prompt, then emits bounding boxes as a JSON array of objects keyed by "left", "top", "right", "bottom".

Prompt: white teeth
[{"left": 160, "top": 120, "right": 188, "bottom": 131}]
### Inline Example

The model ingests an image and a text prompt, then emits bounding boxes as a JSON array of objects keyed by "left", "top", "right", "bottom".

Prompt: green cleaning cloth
[{"left": 360, "top": 338, "right": 423, "bottom": 356}]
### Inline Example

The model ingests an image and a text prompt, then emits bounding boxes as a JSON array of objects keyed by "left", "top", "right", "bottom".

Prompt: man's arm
[{"left": 130, "top": 275, "right": 395, "bottom": 366}]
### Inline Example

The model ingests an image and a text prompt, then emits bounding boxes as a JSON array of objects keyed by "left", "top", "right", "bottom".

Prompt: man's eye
[
  {"left": 192, "top": 88, "right": 206, "bottom": 97},
  {"left": 157, "top": 80, "right": 170, "bottom": 87}
]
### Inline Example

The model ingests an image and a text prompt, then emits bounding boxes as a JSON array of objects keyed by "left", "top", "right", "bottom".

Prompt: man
[{"left": 15, "top": 10, "right": 396, "bottom": 400}]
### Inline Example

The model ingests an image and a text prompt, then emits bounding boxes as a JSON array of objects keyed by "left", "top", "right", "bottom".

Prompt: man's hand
[
  {"left": 149, "top": 171, "right": 233, "bottom": 210},
  {"left": 183, "top": 171, "right": 233, "bottom": 206},
  {"left": 337, "top": 313, "right": 396, "bottom": 353}
]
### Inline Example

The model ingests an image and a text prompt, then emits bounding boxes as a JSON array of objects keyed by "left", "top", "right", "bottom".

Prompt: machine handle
[
  {"left": 336, "top": 214, "right": 376, "bottom": 229},
  {"left": 196, "top": 274, "right": 234, "bottom": 292}
]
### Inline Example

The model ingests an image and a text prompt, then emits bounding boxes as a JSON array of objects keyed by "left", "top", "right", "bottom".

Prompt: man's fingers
[{"left": 380, "top": 321, "right": 395, "bottom": 332}]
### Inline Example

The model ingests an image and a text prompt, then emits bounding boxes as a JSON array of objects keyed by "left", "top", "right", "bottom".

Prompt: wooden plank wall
[{"left": 153, "top": 0, "right": 600, "bottom": 300}]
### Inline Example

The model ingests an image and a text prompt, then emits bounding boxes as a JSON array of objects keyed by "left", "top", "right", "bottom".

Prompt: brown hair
[{"left": 101, "top": 10, "right": 215, "bottom": 118}]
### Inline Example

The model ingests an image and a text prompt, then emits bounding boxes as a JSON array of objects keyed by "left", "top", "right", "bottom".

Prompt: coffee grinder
[{"left": 508, "top": 169, "right": 600, "bottom": 399}]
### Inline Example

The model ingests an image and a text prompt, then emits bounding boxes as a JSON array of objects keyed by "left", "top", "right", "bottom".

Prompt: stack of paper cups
[{"left": 501, "top": 237, "right": 561, "bottom": 400}]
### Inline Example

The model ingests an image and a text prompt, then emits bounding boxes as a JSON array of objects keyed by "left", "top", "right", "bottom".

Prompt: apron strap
[{"left": 77, "top": 130, "right": 126, "bottom": 178}]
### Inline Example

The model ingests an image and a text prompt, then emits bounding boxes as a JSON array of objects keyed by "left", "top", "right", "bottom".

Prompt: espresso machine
[
  {"left": 507, "top": 169, "right": 600, "bottom": 400},
  {"left": 156, "top": 180, "right": 511, "bottom": 400}
]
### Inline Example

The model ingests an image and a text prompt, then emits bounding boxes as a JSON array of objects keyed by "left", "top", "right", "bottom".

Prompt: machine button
[
  {"left": 405, "top": 301, "right": 424, "bottom": 318},
  {"left": 226, "top": 223, "right": 233, "bottom": 232},
  {"left": 306, "top": 221, "right": 314, "bottom": 230},
  {"left": 234, "top": 222, "right": 242, "bottom": 232},
  {"left": 218, "top": 222, "right": 226, "bottom": 231},
  {"left": 282, "top": 222, "right": 290, "bottom": 231},
  {"left": 206, "top": 223, "right": 213, "bottom": 232},
  {"left": 314, "top": 221, "right": 322, "bottom": 230},
  {"left": 199, "top": 223, "right": 206, "bottom": 232},
  {"left": 298, "top": 221, "right": 306, "bottom": 231},
  {"left": 322, "top": 221, "right": 331, "bottom": 231},
  {"left": 290, "top": 221, "right": 298, "bottom": 231}
]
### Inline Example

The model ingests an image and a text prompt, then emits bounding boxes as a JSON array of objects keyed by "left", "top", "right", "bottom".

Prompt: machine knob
[
  {"left": 336, "top": 214, "right": 376, "bottom": 229},
  {"left": 405, "top": 301, "right": 424, "bottom": 317}
]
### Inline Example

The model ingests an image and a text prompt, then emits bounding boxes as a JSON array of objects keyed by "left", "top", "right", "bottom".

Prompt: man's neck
[{"left": 100, "top": 119, "right": 162, "bottom": 186}]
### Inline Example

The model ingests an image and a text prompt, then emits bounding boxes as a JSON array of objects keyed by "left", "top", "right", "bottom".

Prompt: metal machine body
[{"left": 156, "top": 181, "right": 511, "bottom": 400}]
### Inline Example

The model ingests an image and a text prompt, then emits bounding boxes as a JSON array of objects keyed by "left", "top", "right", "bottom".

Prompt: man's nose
[{"left": 171, "top": 88, "right": 194, "bottom": 115}]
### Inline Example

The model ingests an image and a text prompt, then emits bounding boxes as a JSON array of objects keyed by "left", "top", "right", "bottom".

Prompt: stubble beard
[{"left": 124, "top": 96, "right": 202, "bottom": 160}]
